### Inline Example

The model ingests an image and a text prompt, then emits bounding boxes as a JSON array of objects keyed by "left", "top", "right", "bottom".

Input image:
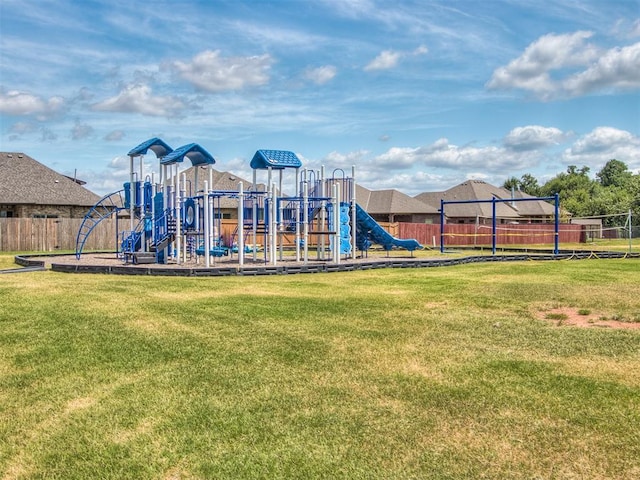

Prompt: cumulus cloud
[
  {"left": 503, "top": 126, "right": 568, "bottom": 151},
  {"left": 91, "top": 84, "right": 186, "bottom": 117},
  {"left": 488, "top": 31, "right": 640, "bottom": 99},
  {"left": 171, "top": 50, "right": 272, "bottom": 92},
  {"left": 562, "top": 127, "right": 640, "bottom": 169},
  {"left": 0, "top": 90, "right": 65, "bottom": 119},
  {"left": 487, "top": 31, "right": 597, "bottom": 98},
  {"left": 370, "top": 129, "right": 570, "bottom": 174},
  {"left": 562, "top": 42, "right": 640, "bottom": 96},
  {"left": 304, "top": 65, "right": 337, "bottom": 85},
  {"left": 364, "top": 44, "right": 428, "bottom": 72}
]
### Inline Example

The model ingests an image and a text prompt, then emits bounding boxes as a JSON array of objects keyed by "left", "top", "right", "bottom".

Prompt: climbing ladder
[{"left": 75, "top": 190, "right": 124, "bottom": 259}]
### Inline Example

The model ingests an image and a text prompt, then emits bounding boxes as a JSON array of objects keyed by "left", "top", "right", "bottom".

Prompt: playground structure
[{"left": 75, "top": 138, "right": 422, "bottom": 266}]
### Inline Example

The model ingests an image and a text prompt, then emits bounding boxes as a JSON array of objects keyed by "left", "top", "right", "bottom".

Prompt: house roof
[
  {"left": 356, "top": 184, "right": 438, "bottom": 215},
  {"left": 0, "top": 152, "right": 102, "bottom": 207},
  {"left": 415, "top": 180, "right": 555, "bottom": 219}
]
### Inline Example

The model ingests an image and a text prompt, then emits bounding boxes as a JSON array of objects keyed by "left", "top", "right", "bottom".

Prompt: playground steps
[{"left": 131, "top": 252, "right": 156, "bottom": 264}]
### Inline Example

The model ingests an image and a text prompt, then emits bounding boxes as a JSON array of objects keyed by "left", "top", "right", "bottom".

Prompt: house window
[
  {"left": 32, "top": 214, "right": 59, "bottom": 219},
  {"left": 0, "top": 210, "right": 13, "bottom": 218}
]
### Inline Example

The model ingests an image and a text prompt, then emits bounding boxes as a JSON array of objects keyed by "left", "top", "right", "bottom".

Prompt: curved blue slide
[{"left": 353, "top": 203, "right": 422, "bottom": 252}]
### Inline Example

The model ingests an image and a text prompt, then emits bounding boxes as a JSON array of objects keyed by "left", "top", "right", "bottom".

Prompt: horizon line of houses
[{"left": 0, "top": 151, "right": 559, "bottom": 225}]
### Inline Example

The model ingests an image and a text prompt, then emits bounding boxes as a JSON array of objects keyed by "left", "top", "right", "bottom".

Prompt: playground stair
[{"left": 150, "top": 216, "right": 176, "bottom": 253}]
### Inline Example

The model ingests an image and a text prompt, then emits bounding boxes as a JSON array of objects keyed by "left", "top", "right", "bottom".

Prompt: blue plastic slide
[{"left": 353, "top": 203, "right": 422, "bottom": 252}]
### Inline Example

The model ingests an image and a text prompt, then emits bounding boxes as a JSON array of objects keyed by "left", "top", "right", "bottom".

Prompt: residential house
[
  {"left": 415, "top": 179, "right": 557, "bottom": 224},
  {"left": 356, "top": 184, "right": 439, "bottom": 224},
  {"left": 0, "top": 152, "right": 102, "bottom": 218}
]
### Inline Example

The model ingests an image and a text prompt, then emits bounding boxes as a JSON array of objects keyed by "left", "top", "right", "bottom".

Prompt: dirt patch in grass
[{"left": 537, "top": 307, "right": 640, "bottom": 330}]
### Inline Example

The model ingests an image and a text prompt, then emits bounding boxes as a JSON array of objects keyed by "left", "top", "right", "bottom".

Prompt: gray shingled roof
[
  {"left": 0, "top": 152, "right": 102, "bottom": 206},
  {"left": 354, "top": 184, "right": 438, "bottom": 215},
  {"left": 415, "top": 180, "right": 555, "bottom": 219}
]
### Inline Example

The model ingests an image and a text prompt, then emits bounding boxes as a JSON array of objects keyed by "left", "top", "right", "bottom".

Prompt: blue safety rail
[
  {"left": 128, "top": 137, "right": 173, "bottom": 158},
  {"left": 250, "top": 149, "right": 302, "bottom": 169},
  {"left": 354, "top": 203, "right": 422, "bottom": 252},
  {"left": 161, "top": 143, "right": 216, "bottom": 166},
  {"left": 75, "top": 190, "right": 125, "bottom": 259},
  {"left": 120, "top": 216, "right": 147, "bottom": 260}
]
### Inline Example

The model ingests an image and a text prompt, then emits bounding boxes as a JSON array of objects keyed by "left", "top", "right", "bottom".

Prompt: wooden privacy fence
[
  {"left": 1, "top": 218, "right": 585, "bottom": 253},
  {"left": 0, "top": 218, "right": 119, "bottom": 252},
  {"left": 399, "top": 222, "right": 582, "bottom": 247}
]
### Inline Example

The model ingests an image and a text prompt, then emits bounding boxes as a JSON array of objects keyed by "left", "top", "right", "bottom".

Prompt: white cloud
[
  {"left": 562, "top": 127, "right": 640, "bottom": 169},
  {"left": 171, "top": 50, "right": 272, "bottom": 92},
  {"left": 0, "top": 90, "right": 65, "bottom": 119},
  {"left": 413, "top": 45, "right": 428, "bottom": 56},
  {"left": 364, "top": 44, "right": 428, "bottom": 72},
  {"left": 91, "top": 84, "right": 186, "bottom": 117},
  {"left": 503, "top": 126, "right": 568, "bottom": 151},
  {"left": 304, "top": 65, "right": 337, "bottom": 85},
  {"left": 71, "top": 120, "right": 94, "bottom": 140},
  {"left": 562, "top": 42, "right": 640, "bottom": 96},
  {"left": 364, "top": 50, "right": 402, "bottom": 71},
  {"left": 371, "top": 134, "right": 548, "bottom": 173},
  {"left": 486, "top": 31, "right": 599, "bottom": 98},
  {"left": 104, "top": 130, "right": 126, "bottom": 142}
]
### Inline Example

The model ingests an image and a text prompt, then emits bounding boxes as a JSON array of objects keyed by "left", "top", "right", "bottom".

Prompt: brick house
[{"left": 0, "top": 152, "right": 102, "bottom": 218}]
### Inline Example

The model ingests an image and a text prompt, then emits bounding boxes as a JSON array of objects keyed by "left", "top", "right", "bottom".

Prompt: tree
[
  {"left": 519, "top": 173, "right": 540, "bottom": 196},
  {"left": 502, "top": 173, "right": 541, "bottom": 196},
  {"left": 596, "top": 159, "right": 632, "bottom": 188}
]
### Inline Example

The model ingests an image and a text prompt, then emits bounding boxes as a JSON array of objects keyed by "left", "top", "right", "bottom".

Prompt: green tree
[
  {"left": 596, "top": 159, "right": 632, "bottom": 188},
  {"left": 502, "top": 173, "right": 541, "bottom": 196},
  {"left": 540, "top": 166, "right": 597, "bottom": 218}
]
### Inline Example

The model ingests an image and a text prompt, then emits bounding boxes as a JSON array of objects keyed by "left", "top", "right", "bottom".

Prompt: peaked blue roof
[
  {"left": 160, "top": 143, "right": 216, "bottom": 166},
  {"left": 250, "top": 149, "right": 302, "bottom": 170},
  {"left": 127, "top": 137, "right": 173, "bottom": 158}
]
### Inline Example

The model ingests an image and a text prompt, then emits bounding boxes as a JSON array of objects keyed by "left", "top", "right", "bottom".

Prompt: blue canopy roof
[
  {"left": 250, "top": 149, "right": 302, "bottom": 170},
  {"left": 127, "top": 137, "right": 173, "bottom": 158},
  {"left": 160, "top": 143, "right": 216, "bottom": 166}
]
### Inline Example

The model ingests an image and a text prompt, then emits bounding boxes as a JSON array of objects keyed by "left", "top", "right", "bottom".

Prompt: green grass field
[{"left": 1, "top": 254, "right": 639, "bottom": 479}]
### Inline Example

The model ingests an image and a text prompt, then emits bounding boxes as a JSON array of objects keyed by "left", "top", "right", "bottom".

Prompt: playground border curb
[{"left": 19, "top": 249, "right": 636, "bottom": 276}]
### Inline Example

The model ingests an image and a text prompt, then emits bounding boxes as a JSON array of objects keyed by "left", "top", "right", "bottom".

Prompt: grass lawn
[{"left": 1, "top": 256, "right": 639, "bottom": 479}]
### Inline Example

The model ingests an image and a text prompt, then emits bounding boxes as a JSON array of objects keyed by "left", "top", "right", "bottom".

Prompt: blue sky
[{"left": 1, "top": 0, "right": 639, "bottom": 196}]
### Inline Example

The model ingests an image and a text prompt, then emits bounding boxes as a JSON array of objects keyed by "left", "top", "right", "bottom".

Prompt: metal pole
[
  {"left": 351, "top": 165, "right": 356, "bottom": 259},
  {"left": 238, "top": 182, "right": 244, "bottom": 267},
  {"left": 204, "top": 180, "right": 210, "bottom": 268},
  {"left": 332, "top": 182, "right": 340, "bottom": 264},
  {"left": 303, "top": 181, "right": 309, "bottom": 264},
  {"left": 492, "top": 197, "right": 497, "bottom": 255},
  {"left": 440, "top": 199, "right": 445, "bottom": 253},
  {"left": 554, "top": 193, "right": 559, "bottom": 255},
  {"left": 628, "top": 209, "right": 632, "bottom": 254},
  {"left": 129, "top": 155, "right": 134, "bottom": 234}
]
